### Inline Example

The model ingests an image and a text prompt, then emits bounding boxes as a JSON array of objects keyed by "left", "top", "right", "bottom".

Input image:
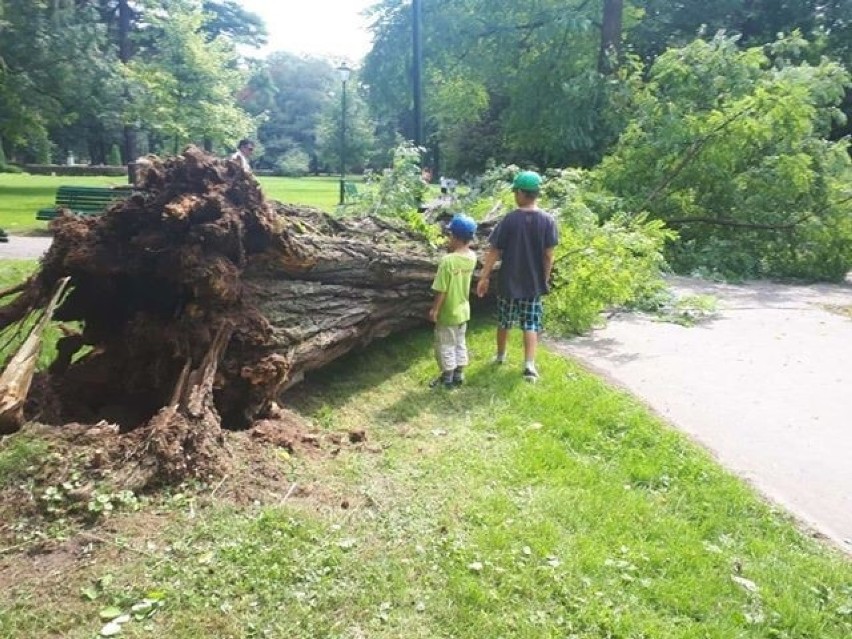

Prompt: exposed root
[
  {"left": 0, "top": 278, "right": 70, "bottom": 434},
  {"left": 0, "top": 147, "right": 449, "bottom": 484}
]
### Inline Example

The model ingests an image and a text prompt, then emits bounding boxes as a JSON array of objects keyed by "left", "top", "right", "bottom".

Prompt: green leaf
[
  {"left": 99, "top": 606, "right": 123, "bottom": 621},
  {"left": 80, "top": 586, "right": 99, "bottom": 601}
]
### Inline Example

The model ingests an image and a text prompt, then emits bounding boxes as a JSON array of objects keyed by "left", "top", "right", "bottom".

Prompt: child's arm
[
  {"left": 429, "top": 292, "right": 446, "bottom": 323},
  {"left": 476, "top": 247, "right": 501, "bottom": 298},
  {"left": 544, "top": 247, "right": 555, "bottom": 283}
]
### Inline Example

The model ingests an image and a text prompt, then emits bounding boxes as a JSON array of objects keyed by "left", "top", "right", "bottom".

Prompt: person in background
[
  {"left": 417, "top": 166, "right": 433, "bottom": 212},
  {"left": 231, "top": 139, "right": 254, "bottom": 172}
]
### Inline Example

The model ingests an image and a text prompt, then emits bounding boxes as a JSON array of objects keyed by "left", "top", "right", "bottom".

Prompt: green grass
[
  {"left": 257, "top": 175, "right": 351, "bottom": 211},
  {"left": 0, "top": 174, "right": 346, "bottom": 234},
  {"left": 0, "top": 174, "right": 121, "bottom": 234},
  {"left": 1, "top": 322, "right": 851, "bottom": 638},
  {"left": 0, "top": 433, "right": 49, "bottom": 483},
  {"left": 0, "top": 260, "right": 66, "bottom": 371},
  {"left": 0, "top": 259, "right": 37, "bottom": 288}
]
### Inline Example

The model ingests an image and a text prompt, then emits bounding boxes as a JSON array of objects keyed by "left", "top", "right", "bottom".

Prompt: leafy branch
[{"left": 634, "top": 101, "right": 761, "bottom": 214}]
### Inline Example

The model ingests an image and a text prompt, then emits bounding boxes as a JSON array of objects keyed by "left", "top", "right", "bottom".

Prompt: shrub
[
  {"left": 354, "top": 141, "right": 427, "bottom": 218},
  {"left": 0, "top": 142, "right": 23, "bottom": 173},
  {"left": 277, "top": 148, "right": 310, "bottom": 177},
  {"left": 596, "top": 33, "right": 852, "bottom": 281},
  {"left": 107, "top": 144, "right": 122, "bottom": 166},
  {"left": 24, "top": 164, "right": 127, "bottom": 177}
]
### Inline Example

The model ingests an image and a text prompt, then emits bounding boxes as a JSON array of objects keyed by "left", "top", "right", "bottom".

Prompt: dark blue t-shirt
[{"left": 488, "top": 208, "right": 559, "bottom": 299}]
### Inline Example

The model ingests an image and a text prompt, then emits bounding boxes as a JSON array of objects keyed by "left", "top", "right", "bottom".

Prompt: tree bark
[
  {"left": 598, "top": 0, "right": 624, "bottom": 74},
  {"left": 119, "top": 0, "right": 137, "bottom": 166}
]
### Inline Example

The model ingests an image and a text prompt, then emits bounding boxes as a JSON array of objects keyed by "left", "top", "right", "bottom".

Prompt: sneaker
[
  {"left": 452, "top": 369, "right": 464, "bottom": 387},
  {"left": 522, "top": 367, "right": 539, "bottom": 383},
  {"left": 429, "top": 376, "right": 454, "bottom": 390},
  {"left": 492, "top": 354, "right": 507, "bottom": 365}
]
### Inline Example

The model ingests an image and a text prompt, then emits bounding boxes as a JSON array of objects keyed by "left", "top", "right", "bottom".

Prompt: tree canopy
[
  {"left": 362, "top": 0, "right": 852, "bottom": 174},
  {"left": 0, "top": 0, "right": 263, "bottom": 163}
]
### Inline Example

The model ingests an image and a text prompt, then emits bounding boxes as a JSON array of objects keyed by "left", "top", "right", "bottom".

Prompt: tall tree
[
  {"left": 316, "top": 78, "right": 377, "bottom": 174},
  {"left": 0, "top": 0, "right": 112, "bottom": 162},
  {"left": 241, "top": 53, "right": 338, "bottom": 172},
  {"left": 364, "top": 0, "right": 852, "bottom": 173},
  {"left": 201, "top": 0, "right": 267, "bottom": 48},
  {"left": 598, "top": 0, "right": 624, "bottom": 73},
  {"left": 119, "top": 0, "right": 137, "bottom": 163},
  {"left": 124, "top": 1, "right": 254, "bottom": 154},
  {"left": 363, "top": 0, "right": 625, "bottom": 172},
  {"left": 0, "top": 0, "right": 267, "bottom": 164}
]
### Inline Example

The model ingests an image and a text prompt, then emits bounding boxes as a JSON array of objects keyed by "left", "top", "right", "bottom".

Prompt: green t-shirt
[{"left": 432, "top": 252, "right": 476, "bottom": 326}]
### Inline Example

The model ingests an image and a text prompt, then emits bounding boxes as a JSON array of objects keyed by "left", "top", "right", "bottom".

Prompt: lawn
[
  {"left": 0, "top": 260, "right": 68, "bottom": 370},
  {"left": 1, "top": 283, "right": 851, "bottom": 637},
  {"left": 0, "top": 173, "right": 345, "bottom": 234}
]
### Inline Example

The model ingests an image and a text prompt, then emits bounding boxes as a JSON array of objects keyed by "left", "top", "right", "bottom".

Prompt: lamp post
[
  {"left": 412, "top": 0, "right": 423, "bottom": 146},
  {"left": 337, "top": 62, "right": 351, "bottom": 206}
]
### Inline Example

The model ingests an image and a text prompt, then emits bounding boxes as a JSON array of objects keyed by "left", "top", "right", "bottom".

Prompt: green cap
[{"left": 512, "top": 170, "right": 542, "bottom": 192}]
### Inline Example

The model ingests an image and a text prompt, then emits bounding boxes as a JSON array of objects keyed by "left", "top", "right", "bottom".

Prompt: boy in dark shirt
[{"left": 476, "top": 171, "right": 559, "bottom": 381}]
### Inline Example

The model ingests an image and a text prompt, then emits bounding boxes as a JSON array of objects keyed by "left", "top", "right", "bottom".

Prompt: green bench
[
  {"left": 36, "top": 185, "right": 132, "bottom": 221},
  {"left": 343, "top": 181, "right": 361, "bottom": 204}
]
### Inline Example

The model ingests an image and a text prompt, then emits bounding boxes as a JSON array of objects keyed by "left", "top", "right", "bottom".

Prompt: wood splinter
[{"left": 0, "top": 277, "right": 71, "bottom": 435}]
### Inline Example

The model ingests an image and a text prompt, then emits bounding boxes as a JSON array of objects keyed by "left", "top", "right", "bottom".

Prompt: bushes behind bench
[{"left": 23, "top": 164, "right": 128, "bottom": 177}]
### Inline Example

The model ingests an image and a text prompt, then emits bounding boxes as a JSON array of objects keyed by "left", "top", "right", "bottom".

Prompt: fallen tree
[{"left": 0, "top": 148, "right": 448, "bottom": 482}]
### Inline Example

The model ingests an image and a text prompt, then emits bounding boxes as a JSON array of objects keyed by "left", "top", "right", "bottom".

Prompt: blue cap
[{"left": 448, "top": 214, "right": 477, "bottom": 240}]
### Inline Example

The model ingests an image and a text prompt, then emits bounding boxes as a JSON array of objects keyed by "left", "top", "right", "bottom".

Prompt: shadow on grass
[
  {"left": 284, "top": 326, "right": 434, "bottom": 415},
  {"left": 374, "top": 358, "right": 526, "bottom": 427},
  {"left": 284, "top": 319, "right": 525, "bottom": 428}
]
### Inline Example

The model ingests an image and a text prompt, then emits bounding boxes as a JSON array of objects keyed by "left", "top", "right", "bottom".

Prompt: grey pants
[{"left": 434, "top": 323, "right": 469, "bottom": 373}]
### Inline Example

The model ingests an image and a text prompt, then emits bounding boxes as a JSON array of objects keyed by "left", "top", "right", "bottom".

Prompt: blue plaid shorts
[{"left": 497, "top": 296, "right": 544, "bottom": 332}]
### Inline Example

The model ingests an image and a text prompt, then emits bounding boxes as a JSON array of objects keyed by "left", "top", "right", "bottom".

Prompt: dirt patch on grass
[
  {"left": 0, "top": 509, "right": 174, "bottom": 596},
  {"left": 0, "top": 407, "right": 369, "bottom": 551}
]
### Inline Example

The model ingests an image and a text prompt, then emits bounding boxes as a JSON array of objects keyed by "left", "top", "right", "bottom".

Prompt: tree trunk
[
  {"left": 0, "top": 148, "right": 443, "bottom": 446},
  {"left": 119, "top": 0, "right": 137, "bottom": 166},
  {"left": 598, "top": 0, "right": 624, "bottom": 74}
]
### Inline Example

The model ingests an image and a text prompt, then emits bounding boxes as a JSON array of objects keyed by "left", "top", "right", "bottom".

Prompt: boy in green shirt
[{"left": 429, "top": 214, "right": 478, "bottom": 389}]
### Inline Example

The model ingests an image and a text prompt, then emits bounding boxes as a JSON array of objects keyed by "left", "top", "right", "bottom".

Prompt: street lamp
[{"left": 337, "top": 62, "right": 351, "bottom": 206}]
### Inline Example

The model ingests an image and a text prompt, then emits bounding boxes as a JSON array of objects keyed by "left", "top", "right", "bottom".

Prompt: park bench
[
  {"left": 343, "top": 181, "right": 362, "bottom": 204},
  {"left": 36, "top": 185, "right": 132, "bottom": 221}
]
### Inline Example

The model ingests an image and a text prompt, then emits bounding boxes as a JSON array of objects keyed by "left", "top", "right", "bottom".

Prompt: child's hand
[
  {"left": 476, "top": 278, "right": 490, "bottom": 298},
  {"left": 428, "top": 308, "right": 438, "bottom": 323}
]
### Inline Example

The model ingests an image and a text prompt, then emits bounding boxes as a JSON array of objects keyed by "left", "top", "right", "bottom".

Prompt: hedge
[{"left": 23, "top": 164, "right": 129, "bottom": 177}]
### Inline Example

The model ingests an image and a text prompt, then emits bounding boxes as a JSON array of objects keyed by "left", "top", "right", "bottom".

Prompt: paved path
[
  {"left": 552, "top": 276, "right": 852, "bottom": 550},
  {"left": 0, "top": 236, "right": 52, "bottom": 260}
]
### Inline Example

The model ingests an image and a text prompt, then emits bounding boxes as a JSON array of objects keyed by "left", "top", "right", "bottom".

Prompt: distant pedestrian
[
  {"left": 476, "top": 171, "right": 558, "bottom": 382},
  {"left": 418, "top": 167, "right": 433, "bottom": 213},
  {"left": 231, "top": 139, "right": 255, "bottom": 172},
  {"left": 447, "top": 178, "right": 458, "bottom": 199},
  {"left": 429, "top": 214, "right": 478, "bottom": 389}
]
